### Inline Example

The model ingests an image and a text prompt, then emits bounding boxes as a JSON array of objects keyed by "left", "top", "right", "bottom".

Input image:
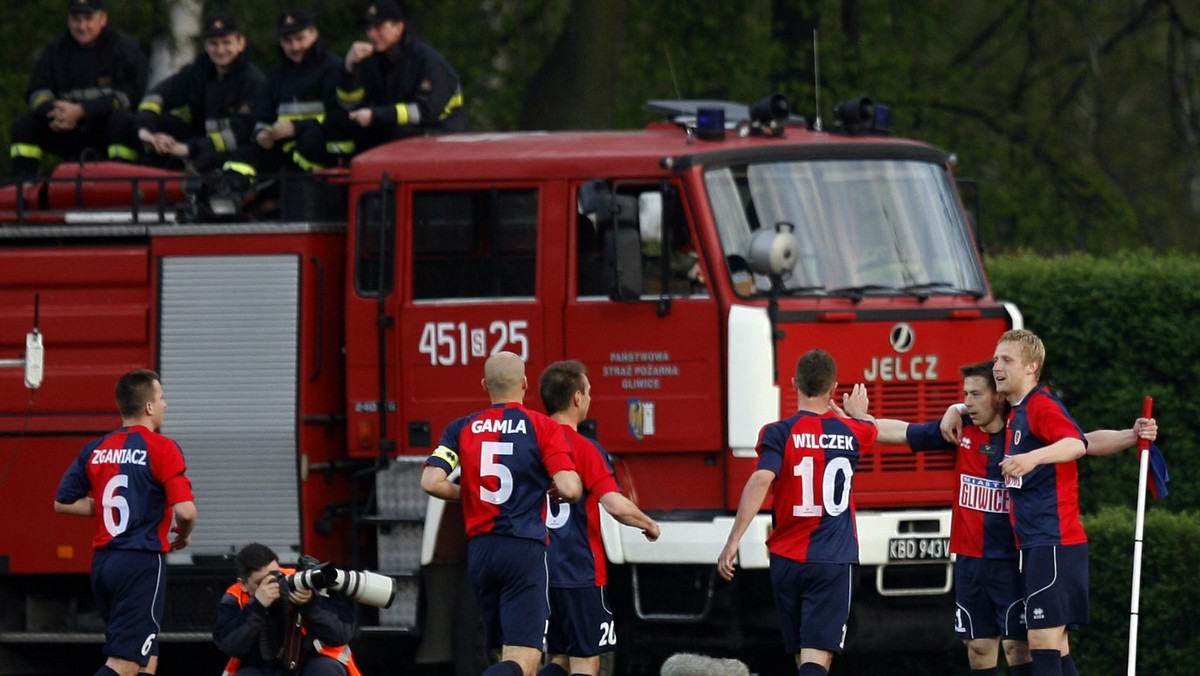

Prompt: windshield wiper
[
  {"left": 899, "top": 281, "right": 985, "bottom": 298},
  {"left": 825, "top": 285, "right": 893, "bottom": 302}
]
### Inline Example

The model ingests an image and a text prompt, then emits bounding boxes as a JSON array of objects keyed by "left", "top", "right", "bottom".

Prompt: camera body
[{"left": 269, "top": 561, "right": 396, "bottom": 609}]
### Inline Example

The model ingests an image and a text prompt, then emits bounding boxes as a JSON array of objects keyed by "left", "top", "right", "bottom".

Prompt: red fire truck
[{"left": 0, "top": 97, "right": 1018, "bottom": 675}]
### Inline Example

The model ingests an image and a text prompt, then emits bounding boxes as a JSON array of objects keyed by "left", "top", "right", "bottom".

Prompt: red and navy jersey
[
  {"left": 906, "top": 419, "right": 1016, "bottom": 559},
  {"left": 757, "top": 410, "right": 877, "bottom": 564},
  {"left": 426, "top": 402, "right": 574, "bottom": 542},
  {"left": 546, "top": 427, "right": 622, "bottom": 588},
  {"left": 55, "top": 425, "right": 193, "bottom": 552},
  {"left": 1003, "top": 384, "right": 1088, "bottom": 548}
]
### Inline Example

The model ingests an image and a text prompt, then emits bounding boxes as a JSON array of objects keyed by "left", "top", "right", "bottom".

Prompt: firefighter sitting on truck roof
[
  {"left": 221, "top": 9, "right": 341, "bottom": 186},
  {"left": 214, "top": 543, "right": 361, "bottom": 676},
  {"left": 329, "top": 0, "right": 468, "bottom": 156},
  {"left": 134, "top": 15, "right": 265, "bottom": 173},
  {"left": 9, "top": 0, "right": 146, "bottom": 178}
]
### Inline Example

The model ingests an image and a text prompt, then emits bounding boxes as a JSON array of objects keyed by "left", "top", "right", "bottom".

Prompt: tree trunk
[
  {"left": 519, "top": 0, "right": 627, "bottom": 130},
  {"left": 148, "top": 0, "right": 203, "bottom": 88}
]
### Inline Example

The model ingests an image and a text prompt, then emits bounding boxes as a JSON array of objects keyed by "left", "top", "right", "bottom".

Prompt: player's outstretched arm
[
  {"left": 875, "top": 419, "right": 911, "bottom": 445},
  {"left": 599, "top": 491, "right": 660, "bottom": 541},
  {"left": 1085, "top": 417, "right": 1157, "bottom": 457}
]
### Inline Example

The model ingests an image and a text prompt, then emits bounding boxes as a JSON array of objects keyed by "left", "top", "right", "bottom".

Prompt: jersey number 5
[
  {"left": 792, "top": 456, "right": 853, "bottom": 517},
  {"left": 480, "top": 441, "right": 514, "bottom": 504},
  {"left": 102, "top": 474, "right": 131, "bottom": 536}
]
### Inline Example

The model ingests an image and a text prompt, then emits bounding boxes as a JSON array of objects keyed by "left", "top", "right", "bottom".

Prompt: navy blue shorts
[
  {"left": 92, "top": 549, "right": 166, "bottom": 665},
  {"left": 769, "top": 554, "right": 853, "bottom": 654},
  {"left": 467, "top": 534, "right": 549, "bottom": 650},
  {"left": 546, "top": 585, "right": 615, "bottom": 657},
  {"left": 1020, "top": 543, "right": 1089, "bottom": 629},
  {"left": 953, "top": 555, "right": 1026, "bottom": 640}
]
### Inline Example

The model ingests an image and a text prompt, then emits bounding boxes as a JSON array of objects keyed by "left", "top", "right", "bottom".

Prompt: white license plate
[{"left": 887, "top": 537, "right": 951, "bottom": 561}]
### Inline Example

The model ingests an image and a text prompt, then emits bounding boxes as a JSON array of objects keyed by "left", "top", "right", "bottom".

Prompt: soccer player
[
  {"left": 421, "top": 351, "right": 582, "bottom": 676},
  {"left": 880, "top": 361, "right": 1157, "bottom": 676},
  {"left": 717, "top": 349, "right": 876, "bottom": 676},
  {"left": 54, "top": 369, "right": 196, "bottom": 676},
  {"left": 537, "top": 360, "right": 660, "bottom": 676},
  {"left": 993, "top": 330, "right": 1088, "bottom": 676}
]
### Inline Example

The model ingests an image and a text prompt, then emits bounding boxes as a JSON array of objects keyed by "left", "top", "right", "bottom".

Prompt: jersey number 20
[{"left": 792, "top": 456, "right": 853, "bottom": 517}]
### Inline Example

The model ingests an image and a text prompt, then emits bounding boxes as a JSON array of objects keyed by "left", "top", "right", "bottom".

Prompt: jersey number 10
[{"left": 792, "top": 456, "right": 853, "bottom": 518}]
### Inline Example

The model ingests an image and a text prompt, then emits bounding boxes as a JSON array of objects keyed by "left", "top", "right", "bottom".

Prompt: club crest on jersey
[{"left": 470, "top": 418, "right": 527, "bottom": 434}]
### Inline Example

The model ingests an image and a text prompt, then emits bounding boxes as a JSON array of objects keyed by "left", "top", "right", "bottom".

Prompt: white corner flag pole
[{"left": 1127, "top": 395, "right": 1153, "bottom": 676}]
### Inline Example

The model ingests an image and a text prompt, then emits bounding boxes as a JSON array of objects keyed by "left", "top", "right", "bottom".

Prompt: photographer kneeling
[{"left": 214, "top": 543, "right": 362, "bottom": 676}]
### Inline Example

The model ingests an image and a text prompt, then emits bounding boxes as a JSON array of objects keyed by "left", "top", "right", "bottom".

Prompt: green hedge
[
  {"left": 1075, "top": 507, "right": 1200, "bottom": 675},
  {"left": 986, "top": 251, "right": 1199, "bottom": 513}
]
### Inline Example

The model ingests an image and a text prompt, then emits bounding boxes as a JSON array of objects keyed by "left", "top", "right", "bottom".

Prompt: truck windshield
[{"left": 705, "top": 159, "right": 986, "bottom": 298}]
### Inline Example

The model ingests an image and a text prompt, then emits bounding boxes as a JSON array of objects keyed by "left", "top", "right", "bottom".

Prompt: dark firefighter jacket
[
  {"left": 135, "top": 50, "right": 266, "bottom": 158},
  {"left": 253, "top": 39, "right": 341, "bottom": 141},
  {"left": 25, "top": 26, "right": 147, "bottom": 125},
  {"left": 336, "top": 30, "right": 467, "bottom": 137}
]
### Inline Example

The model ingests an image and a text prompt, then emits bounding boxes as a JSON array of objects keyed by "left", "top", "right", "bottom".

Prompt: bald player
[{"left": 422, "top": 352, "right": 582, "bottom": 676}]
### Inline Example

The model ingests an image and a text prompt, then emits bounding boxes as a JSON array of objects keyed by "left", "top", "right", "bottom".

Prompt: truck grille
[
  {"left": 863, "top": 380, "right": 958, "bottom": 473},
  {"left": 781, "top": 379, "right": 958, "bottom": 473}
]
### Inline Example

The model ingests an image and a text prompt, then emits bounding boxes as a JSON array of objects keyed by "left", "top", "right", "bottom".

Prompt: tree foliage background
[{"left": 2, "top": 0, "right": 1199, "bottom": 254}]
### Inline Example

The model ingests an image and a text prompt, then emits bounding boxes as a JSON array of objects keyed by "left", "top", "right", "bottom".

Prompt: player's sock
[
  {"left": 970, "top": 668, "right": 999, "bottom": 676},
  {"left": 482, "top": 661, "right": 524, "bottom": 676},
  {"left": 536, "top": 664, "right": 568, "bottom": 676},
  {"left": 1030, "top": 649, "right": 1063, "bottom": 676},
  {"left": 1060, "top": 654, "right": 1079, "bottom": 676},
  {"left": 94, "top": 667, "right": 120, "bottom": 676},
  {"left": 1009, "top": 662, "right": 1034, "bottom": 676},
  {"left": 797, "top": 663, "right": 829, "bottom": 676}
]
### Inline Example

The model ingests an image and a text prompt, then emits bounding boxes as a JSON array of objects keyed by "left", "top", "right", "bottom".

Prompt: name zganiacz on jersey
[{"left": 90, "top": 448, "right": 149, "bottom": 466}]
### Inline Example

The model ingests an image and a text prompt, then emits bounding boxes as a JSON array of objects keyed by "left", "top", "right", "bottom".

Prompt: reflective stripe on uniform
[
  {"left": 326, "top": 139, "right": 355, "bottom": 155},
  {"left": 337, "top": 87, "right": 365, "bottom": 106},
  {"left": 292, "top": 150, "right": 326, "bottom": 172},
  {"left": 394, "top": 103, "right": 413, "bottom": 125},
  {"left": 206, "top": 129, "right": 237, "bottom": 154},
  {"left": 138, "top": 94, "right": 164, "bottom": 114},
  {"left": 108, "top": 144, "right": 138, "bottom": 161},
  {"left": 440, "top": 89, "right": 464, "bottom": 120},
  {"left": 222, "top": 161, "right": 256, "bottom": 178},
  {"left": 277, "top": 113, "right": 326, "bottom": 123},
  {"left": 29, "top": 89, "right": 54, "bottom": 110},
  {"left": 10, "top": 143, "right": 43, "bottom": 160}
]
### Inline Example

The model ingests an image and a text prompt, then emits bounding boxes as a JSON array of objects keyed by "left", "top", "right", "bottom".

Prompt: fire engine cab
[{"left": 0, "top": 95, "right": 1019, "bottom": 675}]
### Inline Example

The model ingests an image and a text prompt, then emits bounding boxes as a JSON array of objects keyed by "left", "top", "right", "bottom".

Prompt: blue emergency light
[{"left": 695, "top": 107, "right": 725, "bottom": 141}]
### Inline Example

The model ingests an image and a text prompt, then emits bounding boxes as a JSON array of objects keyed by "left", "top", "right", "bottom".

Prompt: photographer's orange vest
[{"left": 220, "top": 568, "right": 363, "bottom": 676}]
